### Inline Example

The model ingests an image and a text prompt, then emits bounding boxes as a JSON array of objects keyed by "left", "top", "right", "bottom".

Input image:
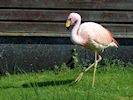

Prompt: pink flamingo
[{"left": 66, "top": 12, "right": 118, "bottom": 87}]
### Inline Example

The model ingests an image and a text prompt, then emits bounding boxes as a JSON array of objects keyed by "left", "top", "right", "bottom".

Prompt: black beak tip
[{"left": 66, "top": 27, "right": 70, "bottom": 30}]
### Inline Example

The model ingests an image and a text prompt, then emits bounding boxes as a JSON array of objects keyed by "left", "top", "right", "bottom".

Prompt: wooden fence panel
[
  {"left": 0, "top": 9, "right": 132, "bottom": 23},
  {"left": 0, "top": 0, "right": 132, "bottom": 38},
  {"left": 0, "top": 22, "right": 132, "bottom": 38},
  {"left": 0, "top": 0, "right": 133, "bottom": 10}
]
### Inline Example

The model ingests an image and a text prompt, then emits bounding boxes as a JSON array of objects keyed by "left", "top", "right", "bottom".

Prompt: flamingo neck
[{"left": 71, "top": 18, "right": 84, "bottom": 45}]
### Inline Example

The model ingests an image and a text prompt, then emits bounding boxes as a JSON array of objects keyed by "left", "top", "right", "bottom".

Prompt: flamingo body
[
  {"left": 67, "top": 13, "right": 118, "bottom": 51},
  {"left": 66, "top": 12, "right": 118, "bottom": 87},
  {"left": 78, "top": 22, "right": 118, "bottom": 51}
]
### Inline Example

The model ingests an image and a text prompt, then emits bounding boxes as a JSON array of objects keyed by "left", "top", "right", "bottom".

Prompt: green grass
[{"left": 0, "top": 61, "right": 133, "bottom": 100}]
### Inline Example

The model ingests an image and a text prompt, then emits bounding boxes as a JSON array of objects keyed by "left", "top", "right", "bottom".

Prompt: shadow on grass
[
  {"left": 0, "top": 79, "right": 74, "bottom": 89},
  {"left": 0, "top": 86, "right": 20, "bottom": 89},
  {"left": 22, "top": 79, "right": 74, "bottom": 88}
]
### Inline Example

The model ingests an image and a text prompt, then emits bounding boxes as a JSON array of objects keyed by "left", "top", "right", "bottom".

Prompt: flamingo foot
[
  {"left": 74, "top": 72, "right": 84, "bottom": 83},
  {"left": 73, "top": 55, "right": 102, "bottom": 85}
]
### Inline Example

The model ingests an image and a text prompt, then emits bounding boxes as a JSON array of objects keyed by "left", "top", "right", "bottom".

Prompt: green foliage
[
  {"left": 0, "top": 61, "right": 133, "bottom": 100},
  {"left": 53, "top": 48, "right": 80, "bottom": 74},
  {"left": 54, "top": 63, "right": 70, "bottom": 74},
  {"left": 72, "top": 48, "right": 80, "bottom": 68}
]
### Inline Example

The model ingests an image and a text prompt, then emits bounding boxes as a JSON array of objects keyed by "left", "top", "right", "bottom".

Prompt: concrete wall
[{"left": 0, "top": 36, "right": 132, "bottom": 73}]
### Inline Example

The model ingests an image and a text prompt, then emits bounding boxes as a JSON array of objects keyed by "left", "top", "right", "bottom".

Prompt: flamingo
[{"left": 66, "top": 12, "right": 119, "bottom": 87}]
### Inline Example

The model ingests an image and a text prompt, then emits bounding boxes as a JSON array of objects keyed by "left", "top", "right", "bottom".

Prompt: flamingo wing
[{"left": 78, "top": 22, "right": 118, "bottom": 50}]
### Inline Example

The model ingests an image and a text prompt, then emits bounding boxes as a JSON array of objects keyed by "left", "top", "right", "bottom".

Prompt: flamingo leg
[
  {"left": 92, "top": 51, "right": 98, "bottom": 88},
  {"left": 74, "top": 53, "right": 102, "bottom": 83}
]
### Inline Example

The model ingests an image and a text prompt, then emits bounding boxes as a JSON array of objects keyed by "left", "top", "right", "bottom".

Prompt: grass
[{"left": 0, "top": 61, "right": 133, "bottom": 100}]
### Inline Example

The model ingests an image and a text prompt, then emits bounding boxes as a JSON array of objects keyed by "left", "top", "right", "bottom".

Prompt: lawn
[{"left": 0, "top": 61, "right": 133, "bottom": 100}]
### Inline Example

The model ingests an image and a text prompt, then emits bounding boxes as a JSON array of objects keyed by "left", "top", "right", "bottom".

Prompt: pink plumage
[
  {"left": 67, "top": 12, "right": 118, "bottom": 51},
  {"left": 66, "top": 12, "right": 119, "bottom": 87}
]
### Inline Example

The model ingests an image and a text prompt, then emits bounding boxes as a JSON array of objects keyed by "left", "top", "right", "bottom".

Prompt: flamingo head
[{"left": 66, "top": 12, "right": 81, "bottom": 30}]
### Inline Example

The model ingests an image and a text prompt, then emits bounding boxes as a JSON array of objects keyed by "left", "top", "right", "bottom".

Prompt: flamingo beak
[{"left": 66, "top": 20, "right": 71, "bottom": 30}]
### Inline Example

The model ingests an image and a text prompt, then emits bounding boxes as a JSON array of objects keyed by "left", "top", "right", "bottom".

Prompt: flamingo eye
[{"left": 69, "top": 18, "right": 71, "bottom": 21}]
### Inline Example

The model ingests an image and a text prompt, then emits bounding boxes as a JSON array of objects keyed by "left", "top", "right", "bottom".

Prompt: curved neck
[
  {"left": 71, "top": 17, "right": 84, "bottom": 45},
  {"left": 72, "top": 18, "right": 81, "bottom": 34}
]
